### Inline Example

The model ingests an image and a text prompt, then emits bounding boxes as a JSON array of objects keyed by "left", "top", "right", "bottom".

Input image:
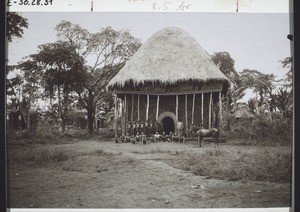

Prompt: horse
[{"left": 194, "top": 125, "right": 219, "bottom": 147}]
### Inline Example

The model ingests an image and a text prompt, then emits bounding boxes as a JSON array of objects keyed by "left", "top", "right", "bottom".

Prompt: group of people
[
  {"left": 126, "top": 121, "right": 162, "bottom": 138},
  {"left": 114, "top": 131, "right": 186, "bottom": 144}
]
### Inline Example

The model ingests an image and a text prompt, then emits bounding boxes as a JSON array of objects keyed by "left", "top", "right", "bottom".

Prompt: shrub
[
  {"left": 227, "top": 117, "right": 293, "bottom": 146},
  {"left": 9, "top": 147, "right": 75, "bottom": 166}
]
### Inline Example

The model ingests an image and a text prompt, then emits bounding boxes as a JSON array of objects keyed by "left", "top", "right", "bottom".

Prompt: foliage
[
  {"left": 239, "top": 69, "right": 277, "bottom": 118},
  {"left": 18, "top": 41, "right": 85, "bottom": 133},
  {"left": 211, "top": 52, "right": 246, "bottom": 130},
  {"left": 211, "top": 52, "right": 240, "bottom": 83},
  {"left": 6, "top": 12, "right": 29, "bottom": 42},
  {"left": 55, "top": 21, "right": 141, "bottom": 133},
  {"left": 227, "top": 116, "right": 292, "bottom": 146},
  {"left": 280, "top": 57, "right": 293, "bottom": 89}
]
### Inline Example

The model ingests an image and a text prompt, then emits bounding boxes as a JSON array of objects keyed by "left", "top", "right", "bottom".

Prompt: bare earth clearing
[{"left": 9, "top": 139, "right": 291, "bottom": 208}]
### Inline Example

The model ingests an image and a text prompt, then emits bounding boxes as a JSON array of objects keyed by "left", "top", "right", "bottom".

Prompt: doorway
[{"left": 162, "top": 116, "right": 175, "bottom": 134}]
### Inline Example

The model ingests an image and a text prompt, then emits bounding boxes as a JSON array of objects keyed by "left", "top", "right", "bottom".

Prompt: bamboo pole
[
  {"left": 120, "top": 100, "right": 123, "bottom": 134},
  {"left": 185, "top": 94, "right": 188, "bottom": 133},
  {"left": 176, "top": 95, "right": 178, "bottom": 121},
  {"left": 201, "top": 93, "right": 204, "bottom": 127},
  {"left": 137, "top": 94, "right": 140, "bottom": 121},
  {"left": 209, "top": 93, "right": 212, "bottom": 129},
  {"left": 219, "top": 92, "right": 223, "bottom": 133},
  {"left": 114, "top": 96, "right": 118, "bottom": 136},
  {"left": 124, "top": 94, "right": 127, "bottom": 134},
  {"left": 146, "top": 95, "right": 149, "bottom": 121},
  {"left": 156, "top": 95, "right": 160, "bottom": 121},
  {"left": 192, "top": 93, "right": 195, "bottom": 125},
  {"left": 131, "top": 94, "right": 134, "bottom": 122}
]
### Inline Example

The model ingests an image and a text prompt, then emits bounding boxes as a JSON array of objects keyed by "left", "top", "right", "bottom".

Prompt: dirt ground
[{"left": 8, "top": 139, "right": 291, "bottom": 208}]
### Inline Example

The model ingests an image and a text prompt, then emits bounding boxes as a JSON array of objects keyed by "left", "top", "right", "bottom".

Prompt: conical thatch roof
[{"left": 107, "top": 27, "right": 230, "bottom": 90}]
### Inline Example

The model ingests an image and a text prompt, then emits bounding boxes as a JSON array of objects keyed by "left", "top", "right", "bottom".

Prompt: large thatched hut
[{"left": 107, "top": 27, "right": 230, "bottom": 136}]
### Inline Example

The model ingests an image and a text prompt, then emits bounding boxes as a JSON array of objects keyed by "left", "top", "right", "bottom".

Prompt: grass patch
[
  {"left": 93, "top": 148, "right": 115, "bottom": 156},
  {"left": 131, "top": 149, "right": 180, "bottom": 155},
  {"left": 9, "top": 147, "right": 75, "bottom": 167},
  {"left": 169, "top": 147, "right": 292, "bottom": 183}
]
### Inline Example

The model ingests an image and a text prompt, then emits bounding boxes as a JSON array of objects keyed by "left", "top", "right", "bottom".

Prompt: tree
[
  {"left": 55, "top": 21, "right": 141, "bottom": 133},
  {"left": 273, "top": 57, "right": 293, "bottom": 117},
  {"left": 273, "top": 88, "right": 292, "bottom": 118},
  {"left": 280, "top": 57, "right": 292, "bottom": 89},
  {"left": 212, "top": 52, "right": 240, "bottom": 83},
  {"left": 6, "top": 12, "right": 29, "bottom": 118},
  {"left": 211, "top": 52, "right": 245, "bottom": 130},
  {"left": 19, "top": 41, "right": 85, "bottom": 133},
  {"left": 6, "top": 12, "right": 29, "bottom": 42},
  {"left": 240, "top": 69, "right": 276, "bottom": 118}
]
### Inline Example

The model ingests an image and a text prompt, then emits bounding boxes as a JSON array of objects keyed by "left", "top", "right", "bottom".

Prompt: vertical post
[
  {"left": 185, "top": 94, "right": 188, "bottom": 134},
  {"left": 131, "top": 94, "right": 134, "bottom": 122},
  {"left": 201, "top": 93, "right": 204, "bottom": 127},
  {"left": 219, "top": 91, "right": 223, "bottom": 134},
  {"left": 137, "top": 94, "right": 140, "bottom": 121},
  {"left": 156, "top": 95, "right": 160, "bottom": 121},
  {"left": 192, "top": 93, "right": 195, "bottom": 125},
  {"left": 124, "top": 94, "right": 127, "bottom": 134},
  {"left": 176, "top": 95, "right": 178, "bottom": 121},
  {"left": 120, "top": 100, "right": 123, "bottom": 134},
  {"left": 209, "top": 93, "right": 212, "bottom": 129},
  {"left": 114, "top": 96, "right": 118, "bottom": 137},
  {"left": 146, "top": 94, "right": 149, "bottom": 121}
]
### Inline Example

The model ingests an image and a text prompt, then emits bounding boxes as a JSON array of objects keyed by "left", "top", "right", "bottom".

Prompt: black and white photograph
[{"left": 6, "top": 10, "right": 292, "bottom": 209}]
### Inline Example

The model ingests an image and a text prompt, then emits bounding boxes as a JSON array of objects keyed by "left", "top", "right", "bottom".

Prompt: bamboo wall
[{"left": 115, "top": 92, "right": 222, "bottom": 136}]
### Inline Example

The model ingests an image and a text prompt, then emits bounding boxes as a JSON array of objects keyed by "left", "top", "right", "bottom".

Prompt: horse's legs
[
  {"left": 214, "top": 132, "right": 219, "bottom": 147},
  {"left": 198, "top": 134, "right": 202, "bottom": 147}
]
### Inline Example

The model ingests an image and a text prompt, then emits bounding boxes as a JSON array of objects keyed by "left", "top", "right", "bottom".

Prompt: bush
[
  {"left": 32, "top": 119, "right": 63, "bottom": 140},
  {"left": 227, "top": 116, "right": 292, "bottom": 146},
  {"left": 9, "top": 147, "right": 75, "bottom": 166}
]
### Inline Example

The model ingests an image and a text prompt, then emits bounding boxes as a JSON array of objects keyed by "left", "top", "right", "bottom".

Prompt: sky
[{"left": 7, "top": 12, "right": 291, "bottom": 101}]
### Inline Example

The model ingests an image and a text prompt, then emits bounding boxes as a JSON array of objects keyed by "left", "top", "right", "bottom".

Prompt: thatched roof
[{"left": 107, "top": 27, "right": 230, "bottom": 90}]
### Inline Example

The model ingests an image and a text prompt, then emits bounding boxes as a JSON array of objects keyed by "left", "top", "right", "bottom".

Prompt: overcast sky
[{"left": 8, "top": 12, "right": 291, "bottom": 100}]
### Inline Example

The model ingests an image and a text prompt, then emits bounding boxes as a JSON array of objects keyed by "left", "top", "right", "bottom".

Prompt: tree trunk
[
  {"left": 57, "top": 85, "right": 65, "bottom": 134},
  {"left": 27, "top": 111, "right": 30, "bottom": 133},
  {"left": 87, "top": 108, "right": 94, "bottom": 134},
  {"left": 87, "top": 90, "right": 95, "bottom": 134},
  {"left": 227, "top": 94, "right": 231, "bottom": 131}
]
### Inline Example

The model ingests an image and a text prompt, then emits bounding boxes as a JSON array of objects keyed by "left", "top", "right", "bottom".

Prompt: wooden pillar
[
  {"left": 201, "top": 93, "right": 204, "bottom": 127},
  {"left": 176, "top": 95, "right": 178, "bottom": 121},
  {"left": 124, "top": 94, "right": 128, "bottom": 134},
  {"left": 209, "top": 93, "right": 212, "bottom": 129},
  {"left": 114, "top": 96, "right": 118, "bottom": 136},
  {"left": 192, "top": 93, "right": 195, "bottom": 125},
  {"left": 120, "top": 100, "right": 123, "bottom": 134},
  {"left": 219, "top": 91, "right": 223, "bottom": 134},
  {"left": 137, "top": 94, "right": 140, "bottom": 121},
  {"left": 146, "top": 94, "right": 149, "bottom": 121},
  {"left": 131, "top": 94, "right": 134, "bottom": 122},
  {"left": 156, "top": 95, "right": 160, "bottom": 121},
  {"left": 185, "top": 94, "right": 188, "bottom": 133}
]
